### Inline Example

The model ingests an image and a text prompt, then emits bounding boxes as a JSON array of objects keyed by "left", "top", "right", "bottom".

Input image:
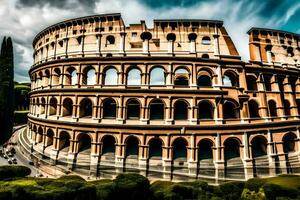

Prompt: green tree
[{"left": 0, "top": 36, "right": 14, "bottom": 144}]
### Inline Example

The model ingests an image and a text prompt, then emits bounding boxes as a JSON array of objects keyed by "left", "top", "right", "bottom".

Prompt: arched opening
[
  {"left": 150, "top": 67, "right": 165, "bottom": 85},
  {"left": 201, "top": 54, "right": 209, "bottom": 59},
  {"left": 224, "top": 138, "right": 240, "bottom": 160},
  {"left": 102, "top": 135, "right": 116, "bottom": 156},
  {"left": 44, "top": 70, "right": 50, "bottom": 86},
  {"left": 62, "top": 98, "right": 73, "bottom": 117},
  {"left": 106, "top": 35, "right": 115, "bottom": 45},
  {"left": 126, "top": 99, "right": 140, "bottom": 119},
  {"left": 52, "top": 68, "right": 61, "bottom": 85},
  {"left": 37, "top": 127, "right": 43, "bottom": 143},
  {"left": 79, "top": 98, "right": 93, "bottom": 118},
  {"left": 198, "top": 139, "right": 213, "bottom": 160},
  {"left": 66, "top": 67, "right": 77, "bottom": 85},
  {"left": 251, "top": 136, "right": 268, "bottom": 177},
  {"left": 202, "top": 36, "right": 211, "bottom": 45},
  {"left": 127, "top": 68, "right": 141, "bottom": 86},
  {"left": 174, "top": 68, "right": 189, "bottom": 86},
  {"left": 223, "top": 71, "right": 238, "bottom": 87},
  {"left": 251, "top": 136, "right": 267, "bottom": 157},
  {"left": 40, "top": 98, "right": 46, "bottom": 114},
  {"left": 198, "top": 139, "right": 214, "bottom": 176},
  {"left": 46, "top": 129, "right": 54, "bottom": 147},
  {"left": 78, "top": 134, "right": 92, "bottom": 153},
  {"left": 149, "top": 99, "right": 164, "bottom": 120},
  {"left": 104, "top": 67, "right": 118, "bottom": 85},
  {"left": 149, "top": 138, "right": 163, "bottom": 159},
  {"left": 297, "top": 99, "right": 300, "bottom": 115},
  {"left": 197, "top": 75, "right": 212, "bottom": 87},
  {"left": 264, "top": 75, "right": 272, "bottom": 91},
  {"left": 246, "top": 75, "right": 257, "bottom": 91},
  {"left": 83, "top": 67, "right": 96, "bottom": 85},
  {"left": 198, "top": 101, "right": 214, "bottom": 119},
  {"left": 284, "top": 100, "right": 291, "bottom": 116},
  {"left": 172, "top": 138, "right": 187, "bottom": 161},
  {"left": 49, "top": 97, "right": 57, "bottom": 116},
  {"left": 248, "top": 100, "right": 260, "bottom": 118},
  {"left": 268, "top": 100, "right": 277, "bottom": 117},
  {"left": 174, "top": 100, "right": 188, "bottom": 120},
  {"left": 223, "top": 100, "right": 239, "bottom": 119},
  {"left": 103, "top": 98, "right": 117, "bottom": 119},
  {"left": 59, "top": 131, "right": 70, "bottom": 151},
  {"left": 125, "top": 136, "right": 139, "bottom": 158},
  {"left": 283, "top": 133, "right": 297, "bottom": 153}
]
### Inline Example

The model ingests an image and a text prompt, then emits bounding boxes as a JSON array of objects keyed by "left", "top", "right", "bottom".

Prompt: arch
[
  {"left": 40, "top": 97, "right": 46, "bottom": 114},
  {"left": 172, "top": 137, "right": 188, "bottom": 161},
  {"left": 125, "top": 136, "right": 139, "bottom": 158},
  {"left": 127, "top": 68, "right": 141, "bottom": 86},
  {"left": 62, "top": 98, "right": 73, "bottom": 117},
  {"left": 188, "top": 33, "right": 197, "bottom": 41},
  {"left": 284, "top": 99, "right": 291, "bottom": 116},
  {"left": 83, "top": 66, "right": 96, "bottom": 85},
  {"left": 198, "top": 100, "right": 214, "bottom": 119},
  {"left": 283, "top": 132, "right": 297, "bottom": 153},
  {"left": 201, "top": 54, "right": 209, "bottom": 59},
  {"left": 202, "top": 36, "right": 211, "bottom": 45},
  {"left": 268, "top": 100, "right": 277, "bottom": 117},
  {"left": 197, "top": 70, "right": 212, "bottom": 87},
  {"left": 198, "top": 139, "right": 213, "bottom": 160},
  {"left": 49, "top": 97, "right": 57, "bottom": 116},
  {"left": 44, "top": 69, "right": 50, "bottom": 86},
  {"left": 103, "top": 98, "right": 117, "bottom": 119},
  {"left": 37, "top": 127, "right": 43, "bottom": 143},
  {"left": 264, "top": 74, "right": 272, "bottom": 91},
  {"left": 59, "top": 131, "right": 70, "bottom": 150},
  {"left": 149, "top": 99, "right": 165, "bottom": 120},
  {"left": 174, "top": 67, "right": 189, "bottom": 86},
  {"left": 246, "top": 75, "right": 257, "bottom": 91},
  {"left": 223, "top": 100, "right": 240, "bottom": 119},
  {"left": 52, "top": 68, "right": 61, "bottom": 85},
  {"left": 223, "top": 71, "right": 239, "bottom": 87},
  {"left": 102, "top": 135, "right": 116, "bottom": 155},
  {"left": 248, "top": 100, "right": 260, "bottom": 118},
  {"left": 78, "top": 133, "right": 92, "bottom": 152},
  {"left": 79, "top": 98, "right": 93, "bottom": 118},
  {"left": 296, "top": 99, "right": 300, "bottom": 115},
  {"left": 174, "top": 100, "right": 189, "bottom": 120},
  {"left": 66, "top": 67, "right": 77, "bottom": 85},
  {"left": 103, "top": 67, "right": 118, "bottom": 85},
  {"left": 140, "top": 32, "right": 152, "bottom": 40},
  {"left": 150, "top": 66, "right": 165, "bottom": 85},
  {"left": 148, "top": 138, "right": 163, "bottom": 159},
  {"left": 46, "top": 129, "right": 54, "bottom": 147},
  {"left": 106, "top": 35, "right": 115, "bottom": 45},
  {"left": 251, "top": 136, "right": 267, "bottom": 158},
  {"left": 224, "top": 138, "right": 241, "bottom": 160},
  {"left": 166, "top": 33, "right": 176, "bottom": 41},
  {"left": 126, "top": 99, "right": 140, "bottom": 119}
]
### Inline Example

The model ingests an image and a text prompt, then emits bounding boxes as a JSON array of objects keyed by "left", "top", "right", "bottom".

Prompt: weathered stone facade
[{"left": 25, "top": 13, "right": 300, "bottom": 182}]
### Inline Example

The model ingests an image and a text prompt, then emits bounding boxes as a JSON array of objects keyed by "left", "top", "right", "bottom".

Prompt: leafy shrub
[
  {"left": 218, "top": 181, "right": 245, "bottom": 200},
  {"left": 244, "top": 178, "right": 267, "bottom": 192},
  {"left": 113, "top": 173, "right": 150, "bottom": 200},
  {"left": 0, "top": 165, "right": 31, "bottom": 180},
  {"left": 241, "top": 188, "right": 265, "bottom": 200},
  {"left": 93, "top": 180, "right": 114, "bottom": 200}
]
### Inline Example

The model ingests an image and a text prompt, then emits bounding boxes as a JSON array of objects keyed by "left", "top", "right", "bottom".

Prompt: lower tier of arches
[{"left": 26, "top": 118, "right": 300, "bottom": 182}]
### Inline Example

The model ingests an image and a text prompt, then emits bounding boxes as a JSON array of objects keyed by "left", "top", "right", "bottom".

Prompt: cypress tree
[{"left": 0, "top": 37, "right": 14, "bottom": 144}]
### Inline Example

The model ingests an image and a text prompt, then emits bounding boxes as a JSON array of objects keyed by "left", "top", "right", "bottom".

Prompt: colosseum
[{"left": 20, "top": 13, "right": 300, "bottom": 183}]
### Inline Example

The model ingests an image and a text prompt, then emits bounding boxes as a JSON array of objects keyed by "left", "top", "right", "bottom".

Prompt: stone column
[
  {"left": 267, "top": 130, "right": 277, "bottom": 176},
  {"left": 119, "top": 32, "right": 126, "bottom": 54},
  {"left": 214, "top": 133, "right": 225, "bottom": 184},
  {"left": 188, "top": 134, "right": 198, "bottom": 177},
  {"left": 162, "top": 135, "right": 172, "bottom": 180},
  {"left": 243, "top": 132, "right": 253, "bottom": 179}
]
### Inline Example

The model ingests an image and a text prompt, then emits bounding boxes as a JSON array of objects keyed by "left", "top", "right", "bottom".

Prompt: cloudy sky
[{"left": 0, "top": 0, "right": 300, "bottom": 82}]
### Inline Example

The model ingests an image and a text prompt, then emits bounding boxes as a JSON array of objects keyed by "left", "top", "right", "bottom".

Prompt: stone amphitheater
[{"left": 19, "top": 13, "right": 300, "bottom": 183}]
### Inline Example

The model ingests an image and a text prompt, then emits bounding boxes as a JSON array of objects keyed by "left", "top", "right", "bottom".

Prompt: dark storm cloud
[
  {"left": 139, "top": 0, "right": 202, "bottom": 8},
  {"left": 17, "top": 0, "right": 96, "bottom": 9}
]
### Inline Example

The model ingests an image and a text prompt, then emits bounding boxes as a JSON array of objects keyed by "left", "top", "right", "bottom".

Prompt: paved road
[{"left": 1, "top": 126, "right": 42, "bottom": 177}]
